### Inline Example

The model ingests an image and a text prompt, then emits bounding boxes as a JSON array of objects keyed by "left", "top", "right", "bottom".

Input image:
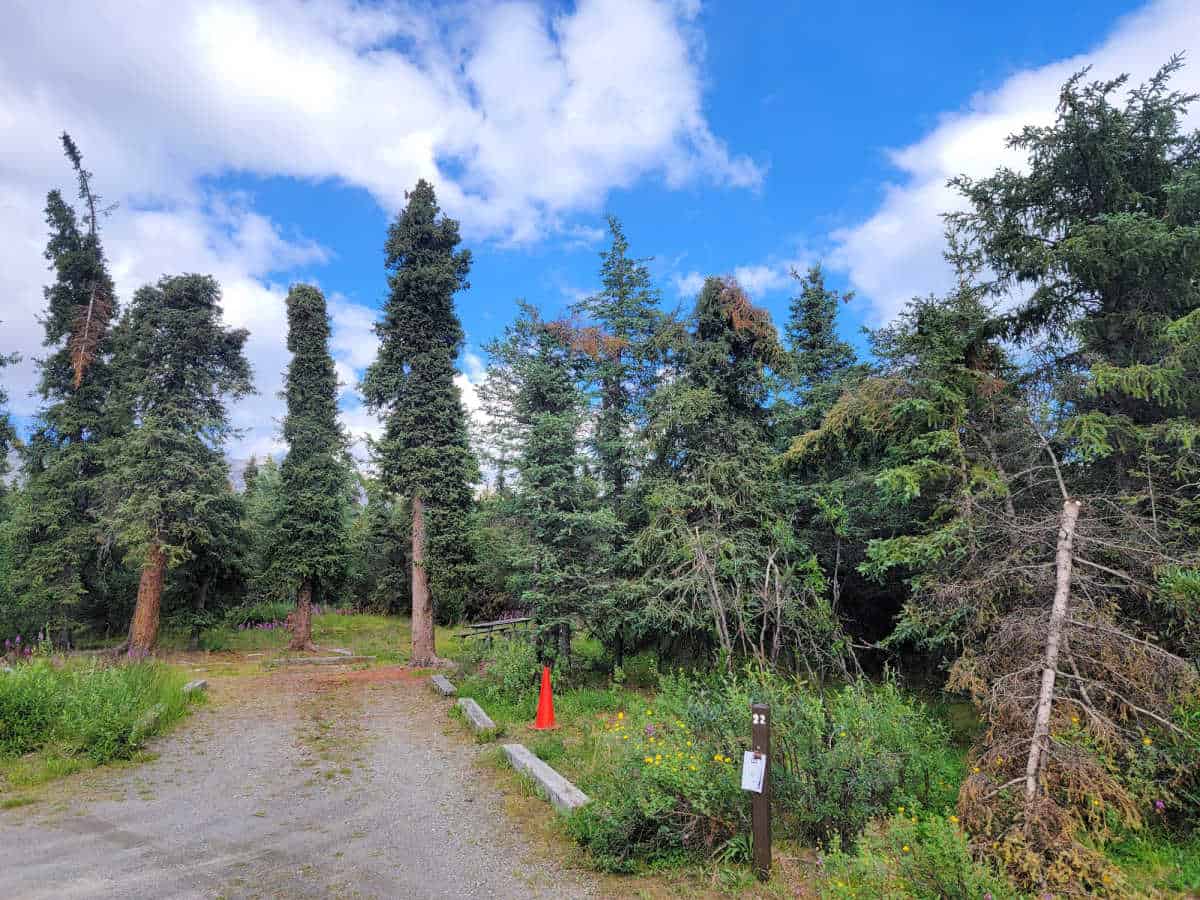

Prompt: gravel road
[{"left": 0, "top": 665, "right": 598, "bottom": 899}]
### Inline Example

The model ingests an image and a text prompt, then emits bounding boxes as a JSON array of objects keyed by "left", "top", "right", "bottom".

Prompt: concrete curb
[
  {"left": 266, "top": 655, "right": 375, "bottom": 667},
  {"left": 430, "top": 674, "right": 456, "bottom": 696},
  {"left": 456, "top": 697, "right": 496, "bottom": 734},
  {"left": 502, "top": 743, "right": 590, "bottom": 812},
  {"left": 183, "top": 679, "right": 208, "bottom": 695}
]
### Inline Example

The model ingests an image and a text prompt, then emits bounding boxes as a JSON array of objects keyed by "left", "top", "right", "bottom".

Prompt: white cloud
[
  {"left": 672, "top": 256, "right": 808, "bottom": 298},
  {"left": 831, "top": 0, "right": 1200, "bottom": 324},
  {"left": 0, "top": 0, "right": 755, "bottom": 462}
]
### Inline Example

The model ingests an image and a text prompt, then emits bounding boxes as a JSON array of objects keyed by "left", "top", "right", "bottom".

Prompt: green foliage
[
  {"left": 362, "top": 180, "right": 478, "bottom": 617},
  {"left": 278, "top": 284, "right": 352, "bottom": 605},
  {"left": 569, "top": 669, "right": 960, "bottom": 872},
  {"left": 109, "top": 274, "right": 252, "bottom": 568},
  {"left": 820, "top": 814, "right": 1018, "bottom": 899},
  {"left": 8, "top": 135, "right": 127, "bottom": 635},
  {"left": 0, "top": 660, "right": 194, "bottom": 763}
]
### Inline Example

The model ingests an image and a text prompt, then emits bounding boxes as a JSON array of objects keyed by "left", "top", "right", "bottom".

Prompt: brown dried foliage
[{"left": 68, "top": 284, "right": 112, "bottom": 388}]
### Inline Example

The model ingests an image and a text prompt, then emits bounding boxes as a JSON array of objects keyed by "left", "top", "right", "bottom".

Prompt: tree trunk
[
  {"left": 128, "top": 543, "right": 166, "bottom": 657},
  {"left": 409, "top": 494, "right": 438, "bottom": 666},
  {"left": 1024, "top": 498, "right": 1082, "bottom": 804},
  {"left": 190, "top": 573, "right": 211, "bottom": 651},
  {"left": 289, "top": 578, "right": 315, "bottom": 651}
]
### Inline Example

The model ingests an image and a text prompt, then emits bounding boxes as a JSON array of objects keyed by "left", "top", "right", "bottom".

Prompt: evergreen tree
[
  {"left": 278, "top": 284, "right": 350, "bottom": 649},
  {"left": 112, "top": 274, "right": 252, "bottom": 655},
  {"left": 243, "top": 455, "right": 288, "bottom": 604},
  {"left": 568, "top": 217, "right": 664, "bottom": 509},
  {"left": 242, "top": 455, "right": 260, "bottom": 493},
  {"left": 636, "top": 278, "right": 839, "bottom": 673},
  {"left": 782, "top": 264, "right": 858, "bottom": 434},
  {"left": 488, "top": 304, "right": 616, "bottom": 662},
  {"left": 9, "top": 134, "right": 124, "bottom": 634},
  {"left": 362, "top": 180, "right": 477, "bottom": 665},
  {"left": 345, "top": 474, "right": 409, "bottom": 613}
]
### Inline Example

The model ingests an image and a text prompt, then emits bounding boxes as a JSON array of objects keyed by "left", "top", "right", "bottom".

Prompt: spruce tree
[
  {"left": 112, "top": 274, "right": 252, "bottom": 655},
  {"left": 278, "top": 284, "right": 350, "bottom": 649},
  {"left": 242, "top": 455, "right": 260, "bottom": 493},
  {"left": 9, "top": 134, "right": 123, "bottom": 634},
  {"left": 488, "top": 304, "right": 616, "bottom": 662},
  {"left": 569, "top": 217, "right": 663, "bottom": 508},
  {"left": 362, "top": 180, "right": 477, "bottom": 665},
  {"left": 782, "top": 264, "right": 858, "bottom": 434}
]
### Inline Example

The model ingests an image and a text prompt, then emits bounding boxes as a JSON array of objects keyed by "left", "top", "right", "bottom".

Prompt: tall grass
[{"left": 0, "top": 660, "right": 196, "bottom": 766}]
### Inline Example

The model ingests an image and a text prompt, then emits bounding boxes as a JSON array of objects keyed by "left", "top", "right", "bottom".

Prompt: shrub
[
  {"left": 820, "top": 813, "right": 1018, "bottom": 899},
  {"left": 0, "top": 660, "right": 195, "bottom": 765},
  {"left": 568, "top": 669, "right": 961, "bottom": 872},
  {"left": 223, "top": 600, "right": 295, "bottom": 628}
]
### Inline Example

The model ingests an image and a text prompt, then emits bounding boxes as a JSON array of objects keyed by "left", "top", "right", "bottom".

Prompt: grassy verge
[
  {"left": 0, "top": 658, "right": 200, "bottom": 794},
  {"left": 185, "top": 609, "right": 467, "bottom": 664}
]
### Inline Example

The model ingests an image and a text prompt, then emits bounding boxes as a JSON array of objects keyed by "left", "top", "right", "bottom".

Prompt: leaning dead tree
[{"left": 940, "top": 420, "right": 1198, "bottom": 892}]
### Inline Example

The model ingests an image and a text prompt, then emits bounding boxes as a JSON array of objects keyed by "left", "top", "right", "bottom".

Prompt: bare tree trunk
[
  {"left": 289, "top": 578, "right": 315, "bottom": 651},
  {"left": 409, "top": 494, "right": 438, "bottom": 666},
  {"left": 1024, "top": 497, "right": 1082, "bottom": 804},
  {"left": 128, "top": 543, "right": 166, "bottom": 657},
  {"left": 190, "top": 572, "right": 211, "bottom": 651}
]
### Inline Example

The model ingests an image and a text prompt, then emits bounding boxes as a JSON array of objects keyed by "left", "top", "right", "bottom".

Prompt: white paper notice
[{"left": 741, "top": 751, "right": 766, "bottom": 793}]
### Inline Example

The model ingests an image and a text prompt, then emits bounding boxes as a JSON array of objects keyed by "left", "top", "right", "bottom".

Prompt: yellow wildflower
[
  {"left": 713, "top": 754, "right": 722, "bottom": 762},
  {"left": 897, "top": 806, "right": 904, "bottom": 814},
  {"left": 686, "top": 740, "right": 693, "bottom": 747},
  {"left": 971, "top": 766, "right": 980, "bottom": 774},
  {"left": 644, "top": 756, "right": 653, "bottom": 764},
  {"left": 617, "top": 711, "right": 624, "bottom": 720},
  {"left": 948, "top": 815, "right": 959, "bottom": 824},
  {"left": 1143, "top": 736, "right": 1152, "bottom": 747},
  {"left": 689, "top": 764, "right": 697, "bottom": 771},
  {"left": 622, "top": 735, "right": 629, "bottom": 740},
  {"left": 901, "top": 845, "right": 910, "bottom": 853}
]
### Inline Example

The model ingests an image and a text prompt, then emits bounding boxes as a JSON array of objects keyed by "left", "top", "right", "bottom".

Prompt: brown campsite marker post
[{"left": 751, "top": 703, "right": 771, "bottom": 880}]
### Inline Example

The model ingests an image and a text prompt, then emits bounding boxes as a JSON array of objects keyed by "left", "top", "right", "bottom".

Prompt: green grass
[
  {"left": 0, "top": 659, "right": 200, "bottom": 792},
  {"left": 1106, "top": 829, "right": 1200, "bottom": 896},
  {"left": 189, "top": 610, "right": 467, "bottom": 663}
]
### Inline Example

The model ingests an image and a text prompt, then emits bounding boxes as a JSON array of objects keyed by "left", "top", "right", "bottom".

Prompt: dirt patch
[{"left": 320, "top": 664, "right": 426, "bottom": 685}]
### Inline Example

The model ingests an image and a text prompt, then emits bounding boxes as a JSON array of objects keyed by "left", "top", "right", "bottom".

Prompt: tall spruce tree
[
  {"left": 782, "top": 264, "right": 858, "bottom": 434},
  {"left": 9, "top": 134, "right": 123, "bottom": 634},
  {"left": 362, "top": 180, "right": 477, "bottom": 666},
  {"left": 112, "top": 274, "right": 252, "bottom": 655},
  {"left": 487, "top": 304, "right": 616, "bottom": 662},
  {"left": 569, "top": 217, "right": 663, "bottom": 509},
  {"left": 279, "top": 284, "right": 350, "bottom": 649}
]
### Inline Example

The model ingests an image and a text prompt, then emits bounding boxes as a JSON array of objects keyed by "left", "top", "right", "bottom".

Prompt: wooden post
[{"left": 751, "top": 702, "right": 771, "bottom": 880}]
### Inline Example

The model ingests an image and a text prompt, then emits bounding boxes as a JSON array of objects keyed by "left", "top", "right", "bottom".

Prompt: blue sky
[{"left": 1, "top": 0, "right": 1194, "bottom": 460}]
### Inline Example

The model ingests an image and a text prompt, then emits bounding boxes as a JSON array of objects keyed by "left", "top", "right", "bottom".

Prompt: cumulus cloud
[
  {"left": 672, "top": 256, "right": 808, "bottom": 299},
  {"left": 830, "top": 0, "right": 1200, "bottom": 324},
  {"left": 0, "top": 0, "right": 756, "bottom": 460}
]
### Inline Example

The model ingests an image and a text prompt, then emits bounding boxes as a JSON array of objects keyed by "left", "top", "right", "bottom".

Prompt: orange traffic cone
[{"left": 533, "top": 665, "right": 556, "bottom": 730}]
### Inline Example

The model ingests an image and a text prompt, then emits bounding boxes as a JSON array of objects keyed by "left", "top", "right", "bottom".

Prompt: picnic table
[{"left": 456, "top": 616, "right": 532, "bottom": 645}]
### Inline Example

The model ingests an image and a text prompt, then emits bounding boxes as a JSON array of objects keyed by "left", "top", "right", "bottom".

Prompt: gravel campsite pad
[{"left": 0, "top": 664, "right": 597, "bottom": 899}]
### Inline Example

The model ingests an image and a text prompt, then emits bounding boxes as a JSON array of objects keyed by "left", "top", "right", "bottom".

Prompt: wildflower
[
  {"left": 622, "top": 735, "right": 629, "bottom": 741},
  {"left": 1071, "top": 715, "right": 1079, "bottom": 724},
  {"left": 1154, "top": 799, "right": 1165, "bottom": 812},
  {"left": 1093, "top": 799, "right": 1100, "bottom": 806},
  {"left": 1142, "top": 736, "right": 1152, "bottom": 747},
  {"left": 617, "top": 712, "right": 624, "bottom": 720},
  {"left": 713, "top": 754, "right": 722, "bottom": 762},
  {"left": 686, "top": 740, "right": 693, "bottom": 747},
  {"left": 839, "top": 730, "right": 846, "bottom": 737},
  {"left": 948, "top": 815, "right": 959, "bottom": 824},
  {"left": 897, "top": 806, "right": 904, "bottom": 814},
  {"left": 971, "top": 766, "right": 980, "bottom": 774},
  {"left": 901, "top": 845, "right": 910, "bottom": 853},
  {"left": 644, "top": 756, "right": 653, "bottom": 764},
  {"left": 689, "top": 764, "right": 697, "bottom": 771},
  {"left": 655, "top": 754, "right": 661, "bottom": 761}
]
